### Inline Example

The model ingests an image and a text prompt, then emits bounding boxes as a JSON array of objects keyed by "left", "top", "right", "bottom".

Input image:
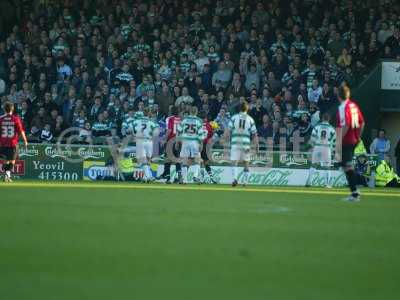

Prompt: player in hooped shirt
[
  {"left": 160, "top": 106, "right": 182, "bottom": 183},
  {"left": 0, "top": 102, "right": 28, "bottom": 182},
  {"left": 336, "top": 85, "right": 365, "bottom": 201}
]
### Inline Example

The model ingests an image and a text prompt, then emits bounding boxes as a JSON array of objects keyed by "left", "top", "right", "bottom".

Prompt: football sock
[
  {"left": 345, "top": 169, "right": 357, "bottom": 194},
  {"left": 140, "top": 164, "right": 146, "bottom": 179},
  {"left": 325, "top": 170, "right": 331, "bottom": 186},
  {"left": 232, "top": 166, "right": 238, "bottom": 181},
  {"left": 205, "top": 165, "right": 212, "bottom": 176},
  {"left": 163, "top": 163, "right": 171, "bottom": 178},
  {"left": 182, "top": 166, "right": 188, "bottom": 183},
  {"left": 192, "top": 164, "right": 200, "bottom": 178},
  {"left": 243, "top": 169, "right": 249, "bottom": 184},
  {"left": 176, "top": 163, "right": 181, "bottom": 175},
  {"left": 307, "top": 167, "right": 316, "bottom": 185},
  {"left": 145, "top": 164, "right": 152, "bottom": 179}
]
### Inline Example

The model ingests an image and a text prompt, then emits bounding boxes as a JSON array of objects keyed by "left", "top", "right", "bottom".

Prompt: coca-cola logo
[{"left": 238, "top": 169, "right": 291, "bottom": 185}]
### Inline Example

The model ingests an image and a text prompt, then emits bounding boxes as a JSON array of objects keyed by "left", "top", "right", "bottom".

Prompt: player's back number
[{"left": 1, "top": 125, "right": 15, "bottom": 138}]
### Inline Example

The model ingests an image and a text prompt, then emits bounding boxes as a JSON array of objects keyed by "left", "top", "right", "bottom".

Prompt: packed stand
[{"left": 0, "top": 0, "right": 399, "bottom": 151}]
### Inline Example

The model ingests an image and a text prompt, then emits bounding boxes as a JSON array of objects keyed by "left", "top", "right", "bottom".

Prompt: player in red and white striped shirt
[
  {"left": 336, "top": 85, "right": 365, "bottom": 201},
  {"left": 160, "top": 106, "right": 182, "bottom": 183},
  {"left": 0, "top": 102, "right": 28, "bottom": 182}
]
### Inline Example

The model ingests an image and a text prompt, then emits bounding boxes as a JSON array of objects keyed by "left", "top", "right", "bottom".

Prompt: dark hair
[
  {"left": 4, "top": 101, "right": 14, "bottom": 113},
  {"left": 171, "top": 106, "right": 179, "bottom": 116},
  {"left": 322, "top": 113, "right": 331, "bottom": 121}
]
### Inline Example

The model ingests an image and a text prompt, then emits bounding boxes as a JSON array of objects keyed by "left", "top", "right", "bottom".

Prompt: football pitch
[{"left": 1, "top": 182, "right": 399, "bottom": 300}]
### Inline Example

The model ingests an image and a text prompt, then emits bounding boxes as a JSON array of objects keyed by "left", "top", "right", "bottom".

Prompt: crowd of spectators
[{"left": 0, "top": 0, "right": 399, "bottom": 149}]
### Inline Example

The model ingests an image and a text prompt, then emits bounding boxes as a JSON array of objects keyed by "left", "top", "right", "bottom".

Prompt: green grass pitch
[{"left": 1, "top": 182, "right": 399, "bottom": 300}]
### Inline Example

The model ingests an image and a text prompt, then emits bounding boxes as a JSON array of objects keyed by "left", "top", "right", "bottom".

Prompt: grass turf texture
[{"left": 1, "top": 182, "right": 399, "bottom": 300}]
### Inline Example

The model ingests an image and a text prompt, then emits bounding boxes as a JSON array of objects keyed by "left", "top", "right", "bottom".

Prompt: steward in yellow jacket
[{"left": 375, "top": 157, "right": 400, "bottom": 187}]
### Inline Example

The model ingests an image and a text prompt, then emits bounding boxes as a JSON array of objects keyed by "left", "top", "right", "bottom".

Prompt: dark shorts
[
  {"left": 341, "top": 144, "right": 356, "bottom": 167},
  {"left": 0, "top": 146, "right": 18, "bottom": 161}
]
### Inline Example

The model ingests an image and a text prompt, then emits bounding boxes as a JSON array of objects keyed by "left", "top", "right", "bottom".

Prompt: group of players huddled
[
  {"left": 119, "top": 101, "right": 258, "bottom": 186},
  {"left": 1, "top": 84, "right": 364, "bottom": 201},
  {"left": 114, "top": 99, "right": 339, "bottom": 188}
]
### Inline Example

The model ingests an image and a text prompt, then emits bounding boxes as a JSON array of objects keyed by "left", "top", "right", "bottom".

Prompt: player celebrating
[
  {"left": 132, "top": 108, "right": 159, "bottom": 182},
  {"left": 160, "top": 106, "right": 182, "bottom": 183},
  {"left": 177, "top": 106, "right": 206, "bottom": 184},
  {"left": 225, "top": 102, "right": 258, "bottom": 187},
  {"left": 306, "top": 113, "right": 336, "bottom": 188},
  {"left": 337, "top": 85, "right": 365, "bottom": 201},
  {"left": 0, "top": 102, "right": 28, "bottom": 182}
]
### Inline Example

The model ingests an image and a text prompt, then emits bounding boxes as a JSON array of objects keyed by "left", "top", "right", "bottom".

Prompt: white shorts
[
  {"left": 311, "top": 146, "right": 332, "bottom": 166},
  {"left": 136, "top": 140, "right": 153, "bottom": 160},
  {"left": 180, "top": 141, "right": 200, "bottom": 159},
  {"left": 230, "top": 146, "right": 251, "bottom": 162}
]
